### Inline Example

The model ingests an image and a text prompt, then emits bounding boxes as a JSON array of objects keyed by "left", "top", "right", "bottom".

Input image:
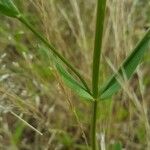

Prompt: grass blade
[
  {"left": 56, "top": 63, "right": 94, "bottom": 101},
  {"left": 0, "top": 0, "right": 20, "bottom": 18},
  {"left": 35, "top": 45, "right": 93, "bottom": 100},
  {"left": 112, "top": 142, "right": 122, "bottom": 150},
  {"left": 99, "top": 29, "right": 150, "bottom": 99},
  {"left": 18, "top": 16, "right": 90, "bottom": 93},
  {"left": 0, "top": 0, "right": 90, "bottom": 93}
]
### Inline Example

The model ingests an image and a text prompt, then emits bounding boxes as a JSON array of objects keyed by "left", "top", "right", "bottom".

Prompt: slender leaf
[
  {"left": 100, "top": 29, "right": 150, "bottom": 99},
  {"left": 0, "top": 0, "right": 20, "bottom": 18},
  {"left": 12, "top": 122, "right": 25, "bottom": 145},
  {"left": 18, "top": 17, "right": 90, "bottom": 93},
  {"left": 0, "top": 0, "right": 90, "bottom": 93},
  {"left": 36, "top": 45, "right": 93, "bottom": 100},
  {"left": 112, "top": 142, "right": 122, "bottom": 150},
  {"left": 56, "top": 63, "right": 93, "bottom": 101}
]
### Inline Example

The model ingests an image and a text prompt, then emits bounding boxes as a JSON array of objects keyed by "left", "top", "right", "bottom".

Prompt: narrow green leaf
[
  {"left": 18, "top": 16, "right": 90, "bottom": 93},
  {"left": 112, "top": 142, "right": 122, "bottom": 150},
  {"left": 56, "top": 63, "right": 93, "bottom": 101},
  {"left": 0, "top": 0, "right": 90, "bottom": 93},
  {"left": 12, "top": 122, "right": 25, "bottom": 145},
  {"left": 100, "top": 29, "right": 150, "bottom": 99},
  {"left": 0, "top": 0, "right": 20, "bottom": 18},
  {"left": 36, "top": 45, "right": 93, "bottom": 100}
]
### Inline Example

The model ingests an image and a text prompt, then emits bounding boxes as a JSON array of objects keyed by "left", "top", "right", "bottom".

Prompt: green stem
[
  {"left": 18, "top": 16, "right": 91, "bottom": 93},
  {"left": 92, "top": 0, "right": 107, "bottom": 98},
  {"left": 91, "top": 0, "right": 107, "bottom": 149},
  {"left": 91, "top": 100, "right": 98, "bottom": 150}
]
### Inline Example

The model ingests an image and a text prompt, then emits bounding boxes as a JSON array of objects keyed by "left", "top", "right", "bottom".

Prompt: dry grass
[{"left": 0, "top": 0, "right": 150, "bottom": 149}]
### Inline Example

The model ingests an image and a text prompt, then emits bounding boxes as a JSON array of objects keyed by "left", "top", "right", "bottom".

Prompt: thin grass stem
[
  {"left": 18, "top": 16, "right": 91, "bottom": 94},
  {"left": 91, "top": 0, "right": 107, "bottom": 149}
]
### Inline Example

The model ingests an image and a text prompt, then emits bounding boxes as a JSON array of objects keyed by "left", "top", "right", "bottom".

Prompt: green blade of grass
[
  {"left": 99, "top": 28, "right": 150, "bottom": 99},
  {"left": 112, "top": 142, "right": 122, "bottom": 150},
  {"left": 18, "top": 17, "right": 90, "bottom": 93},
  {"left": 37, "top": 45, "right": 93, "bottom": 100},
  {"left": 0, "top": 0, "right": 90, "bottom": 93},
  {"left": 12, "top": 122, "right": 25, "bottom": 145},
  {"left": 0, "top": 0, "right": 20, "bottom": 18},
  {"left": 56, "top": 63, "right": 94, "bottom": 101}
]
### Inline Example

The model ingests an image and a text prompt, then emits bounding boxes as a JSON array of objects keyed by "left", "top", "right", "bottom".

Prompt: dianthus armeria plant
[{"left": 0, "top": 0, "right": 150, "bottom": 149}]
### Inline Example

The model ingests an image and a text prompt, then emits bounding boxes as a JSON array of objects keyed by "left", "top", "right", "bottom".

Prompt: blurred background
[{"left": 0, "top": 0, "right": 150, "bottom": 149}]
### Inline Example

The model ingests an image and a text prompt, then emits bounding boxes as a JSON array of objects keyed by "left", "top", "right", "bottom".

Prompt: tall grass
[{"left": 0, "top": 0, "right": 150, "bottom": 149}]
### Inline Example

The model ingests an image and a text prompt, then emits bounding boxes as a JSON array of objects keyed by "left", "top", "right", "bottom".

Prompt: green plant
[{"left": 0, "top": 0, "right": 150, "bottom": 149}]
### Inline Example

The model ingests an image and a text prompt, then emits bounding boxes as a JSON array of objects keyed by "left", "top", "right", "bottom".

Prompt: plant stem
[
  {"left": 91, "top": 100, "right": 98, "bottom": 150},
  {"left": 91, "top": 0, "right": 107, "bottom": 149},
  {"left": 18, "top": 16, "right": 90, "bottom": 93},
  {"left": 92, "top": 0, "right": 107, "bottom": 98}
]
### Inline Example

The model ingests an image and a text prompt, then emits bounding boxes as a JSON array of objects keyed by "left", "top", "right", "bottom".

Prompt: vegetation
[{"left": 0, "top": 0, "right": 150, "bottom": 149}]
